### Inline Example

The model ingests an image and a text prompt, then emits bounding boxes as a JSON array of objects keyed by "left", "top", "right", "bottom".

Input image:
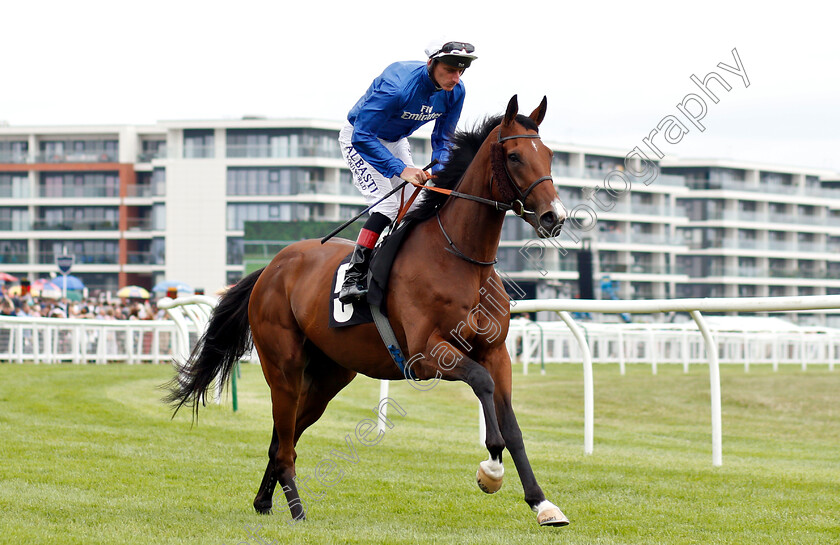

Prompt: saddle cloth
[{"left": 328, "top": 221, "right": 414, "bottom": 329}]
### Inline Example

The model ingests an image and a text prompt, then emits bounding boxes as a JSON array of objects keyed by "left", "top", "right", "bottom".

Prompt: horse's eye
[{"left": 508, "top": 153, "right": 521, "bottom": 164}]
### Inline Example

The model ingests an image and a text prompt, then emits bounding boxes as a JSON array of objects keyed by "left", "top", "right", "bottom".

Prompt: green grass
[{"left": 0, "top": 362, "right": 838, "bottom": 545}]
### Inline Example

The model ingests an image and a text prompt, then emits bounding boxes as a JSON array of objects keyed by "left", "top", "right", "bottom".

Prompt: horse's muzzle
[{"left": 537, "top": 210, "right": 565, "bottom": 237}]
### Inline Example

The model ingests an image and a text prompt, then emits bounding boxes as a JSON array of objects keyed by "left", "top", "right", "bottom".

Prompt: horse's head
[{"left": 491, "top": 95, "right": 566, "bottom": 238}]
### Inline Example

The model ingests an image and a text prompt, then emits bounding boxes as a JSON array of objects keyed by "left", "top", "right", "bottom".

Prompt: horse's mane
[{"left": 403, "top": 113, "right": 539, "bottom": 223}]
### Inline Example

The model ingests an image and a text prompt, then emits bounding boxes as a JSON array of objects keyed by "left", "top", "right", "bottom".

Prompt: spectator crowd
[{"left": 0, "top": 290, "right": 163, "bottom": 321}]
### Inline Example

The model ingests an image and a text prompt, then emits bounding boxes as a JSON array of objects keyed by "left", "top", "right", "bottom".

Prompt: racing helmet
[{"left": 425, "top": 40, "right": 477, "bottom": 69}]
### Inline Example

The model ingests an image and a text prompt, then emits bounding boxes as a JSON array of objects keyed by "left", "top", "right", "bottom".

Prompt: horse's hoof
[
  {"left": 476, "top": 459, "right": 504, "bottom": 494},
  {"left": 533, "top": 500, "right": 569, "bottom": 527},
  {"left": 254, "top": 501, "right": 272, "bottom": 515}
]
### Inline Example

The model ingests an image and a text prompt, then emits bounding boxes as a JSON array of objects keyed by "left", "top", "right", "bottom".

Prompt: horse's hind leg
[
  {"left": 293, "top": 346, "right": 356, "bottom": 445},
  {"left": 252, "top": 344, "right": 355, "bottom": 517},
  {"left": 251, "top": 319, "right": 309, "bottom": 522},
  {"left": 254, "top": 428, "right": 280, "bottom": 514}
]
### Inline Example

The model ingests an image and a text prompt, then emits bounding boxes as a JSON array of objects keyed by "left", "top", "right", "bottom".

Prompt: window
[
  {"left": 0, "top": 240, "right": 27, "bottom": 263},
  {"left": 38, "top": 240, "right": 119, "bottom": 264},
  {"left": 0, "top": 208, "right": 30, "bottom": 231},
  {"left": 226, "top": 129, "right": 341, "bottom": 159},
  {"left": 36, "top": 207, "right": 119, "bottom": 230},
  {"left": 39, "top": 139, "right": 118, "bottom": 162},
  {"left": 226, "top": 203, "right": 313, "bottom": 230},
  {"left": 140, "top": 139, "right": 167, "bottom": 162},
  {"left": 227, "top": 237, "right": 244, "bottom": 265},
  {"left": 183, "top": 129, "right": 215, "bottom": 158},
  {"left": 0, "top": 173, "right": 30, "bottom": 198},
  {"left": 152, "top": 168, "right": 166, "bottom": 196},
  {"left": 226, "top": 167, "right": 326, "bottom": 196},
  {"left": 39, "top": 172, "right": 119, "bottom": 198},
  {"left": 0, "top": 141, "right": 28, "bottom": 163}
]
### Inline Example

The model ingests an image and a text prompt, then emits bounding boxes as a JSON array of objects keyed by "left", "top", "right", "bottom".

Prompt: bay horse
[{"left": 167, "top": 95, "right": 570, "bottom": 527}]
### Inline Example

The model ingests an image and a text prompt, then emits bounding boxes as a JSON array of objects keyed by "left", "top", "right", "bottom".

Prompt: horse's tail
[{"left": 164, "top": 267, "right": 265, "bottom": 418}]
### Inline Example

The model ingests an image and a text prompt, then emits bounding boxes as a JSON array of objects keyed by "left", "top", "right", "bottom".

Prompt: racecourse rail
[{"left": 2, "top": 294, "right": 839, "bottom": 467}]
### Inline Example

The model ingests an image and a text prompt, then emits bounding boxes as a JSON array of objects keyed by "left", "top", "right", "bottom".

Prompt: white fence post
[
  {"left": 689, "top": 310, "right": 723, "bottom": 468},
  {"left": 557, "top": 311, "right": 594, "bottom": 456}
]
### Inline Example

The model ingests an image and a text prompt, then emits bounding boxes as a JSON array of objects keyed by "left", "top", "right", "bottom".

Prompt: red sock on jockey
[{"left": 356, "top": 212, "right": 391, "bottom": 249}]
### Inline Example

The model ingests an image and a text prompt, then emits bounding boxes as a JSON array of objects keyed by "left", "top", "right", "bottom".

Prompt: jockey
[{"left": 337, "top": 40, "right": 477, "bottom": 304}]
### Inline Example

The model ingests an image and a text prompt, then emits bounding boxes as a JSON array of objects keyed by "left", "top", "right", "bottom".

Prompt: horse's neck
[{"left": 437, "top": 147, "right": 505, "bottom": 265}]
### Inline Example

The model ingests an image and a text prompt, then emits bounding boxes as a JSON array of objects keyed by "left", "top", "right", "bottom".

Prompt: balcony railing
[
  {"left": 32, "top": 220, "right": 119, "bottom": 231},
  {"left": 125, "top": 217, "right": 154, "bottom": 231},
  {"left": 126, "top": 251, "right": 164, "bottom": 265},
  {"left": 0, "top": 153, "right": 29, "bottom": 164},
  {"left": 0, "top": 252, "right": 28, "bottom": 264},
  {"left": 38, "top": 185, "right": 120, "bottom": 198},
  {"left": 0, "top": 220, "right": 32, "bottom": 231},
  {"left": 137, "top": 150, "right": 167, "bottom": 163},
  {"left": 38, "top": 252, "right": 118, "bottom": 265},
  {"left": 226, "top": 144, "right": 342, "bottom": 160},
  {"left": 125, "top": 185, "right": 153, "bottom": 198},
  {"left": 34, "top": 151, "right": 118, "bottom": 163},
  {"left": 183, "top": 145, "right": 215, "bottom": 159}
]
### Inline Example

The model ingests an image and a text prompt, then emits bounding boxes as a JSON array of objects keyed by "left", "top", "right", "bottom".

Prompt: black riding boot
[{"left": 338, "top": 244, "right": 373, "bottom": 304}]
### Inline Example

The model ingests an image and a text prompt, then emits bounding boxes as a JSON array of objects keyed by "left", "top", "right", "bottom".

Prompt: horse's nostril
[{"left": 540, "top": 211, "right": 558, "bottom": 230}]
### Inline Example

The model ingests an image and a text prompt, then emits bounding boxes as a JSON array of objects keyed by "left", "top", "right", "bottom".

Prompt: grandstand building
[{"left": 1, "top": 119, "right": 838, "bottom": 325}]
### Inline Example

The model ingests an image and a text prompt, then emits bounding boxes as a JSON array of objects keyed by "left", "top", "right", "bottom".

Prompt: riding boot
[{"left": 338, "top": 244, "right": 373, "bottom": 304}]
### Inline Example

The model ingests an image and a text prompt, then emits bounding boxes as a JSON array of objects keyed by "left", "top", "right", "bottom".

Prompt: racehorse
[{"left": 166, "top": 95, "right": 570, "bottom": 527}]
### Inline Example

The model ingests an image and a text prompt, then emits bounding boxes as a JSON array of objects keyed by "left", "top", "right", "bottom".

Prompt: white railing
[
  {"left": 6, "top": 293, "right": 839, "bottom": 468},
  {"left": 505, "top": 319, "right": 839, "bottom": 373},
  {"left": 509, "top": 295, "right": 840, "bottom": 467},
  {"left": 0, "top": 315, "right": 181, "bottom": 364}
]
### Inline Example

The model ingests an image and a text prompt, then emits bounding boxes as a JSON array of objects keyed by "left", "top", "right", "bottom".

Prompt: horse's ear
[
  {"left": 529, "top": 96, "right": 547, "bottom": 126},
  {"left": 503, "top": 95, "right": 519, "bottom": 126}
]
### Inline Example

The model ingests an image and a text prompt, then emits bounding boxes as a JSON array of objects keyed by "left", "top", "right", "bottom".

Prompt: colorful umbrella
[
  {"left": 33, "top": 281, "right": 62, "bottom": 299},
  {"left": 0, "top": 272, "right": 18, "bottom": 283},
  {"left": 54, "top": 275, "right": 85, "bottom": 291},
  {"left": 152, "top": 280, "right": 194, "bottom": 296},
  {"left": 117, "top": 285, "right": 151, "bottom": 299}
]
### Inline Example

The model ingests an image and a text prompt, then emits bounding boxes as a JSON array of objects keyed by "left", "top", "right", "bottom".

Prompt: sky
[{"left": 3, "top": 0, "right": 839, "bottom": 173}]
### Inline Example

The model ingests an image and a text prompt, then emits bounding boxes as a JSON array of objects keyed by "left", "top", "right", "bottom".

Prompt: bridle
[
  {"left": 493, "top": 131, "right": 554, "bottom": 218},
  {"left": 402, "top": 127, "right": 555, "bottom": 266}
]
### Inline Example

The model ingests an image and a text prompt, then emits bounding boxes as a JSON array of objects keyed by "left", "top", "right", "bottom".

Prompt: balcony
[
  {"left": 126, "top": 251, "right": 164, "bottom": 265},
  {"left": 225, "top": 144, "right": 342, "bottom": 160},
  {"left": 183, "top": 145, "right": 215, "bottom": 159},
  {"left": 125, "top": 185, "right": 153, "bottom": 198},
  {"left": 38, "top": 252, "right": 118, "bottom": 265},
  {"left": 0, "top": 252, "right": 28, "bottom": 264},
  {"left": 602, "top": 263, "right": 680, "bottom": 275},
  {"left": 0, "top": 220, "right": 32, "bottom": 231},
  {"left": 796, "top": 241, "right": 827, "bottom": 253},
  {"left": 34, "top": 151, "right": 118, "bottom": 163},
  {"left": 32, "top": 220, "right": 119, "bottom": 231},
  {"left": 137, "top": 149, "right": 167, "bottom": 163},
  {"left": 0, "top": 153, "right": 29, "bottom": 164},
  {"left": 125, "top": 217, "right": 154, "bottom": 231},
  {"left": 38, "top": 185, "right": 120, "bottom": 198}
]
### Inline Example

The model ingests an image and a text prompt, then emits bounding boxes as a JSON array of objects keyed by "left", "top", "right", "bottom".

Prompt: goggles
[{"left": 433, "top": 41, "right": 475, "bottom": 56}]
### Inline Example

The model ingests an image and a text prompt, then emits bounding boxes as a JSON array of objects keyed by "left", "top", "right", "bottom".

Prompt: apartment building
[{"left": 2, "top": 118, "right": 838, "bottom": 325}]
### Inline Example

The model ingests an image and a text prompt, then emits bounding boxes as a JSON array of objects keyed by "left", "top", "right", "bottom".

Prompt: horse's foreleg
[
  {"left": 411, "top": 338, "right": 507, "bottom": 493},
  {"left": 462, "top": 362, "right": 507, "bottom": 494},
  {"left": 491, "top": 360, "right": 569, "bottom": 527}
]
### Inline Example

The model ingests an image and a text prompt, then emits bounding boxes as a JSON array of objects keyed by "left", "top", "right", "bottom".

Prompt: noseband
[{"left": 492, "top": 132, "right": 554, "bottom": 217}]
